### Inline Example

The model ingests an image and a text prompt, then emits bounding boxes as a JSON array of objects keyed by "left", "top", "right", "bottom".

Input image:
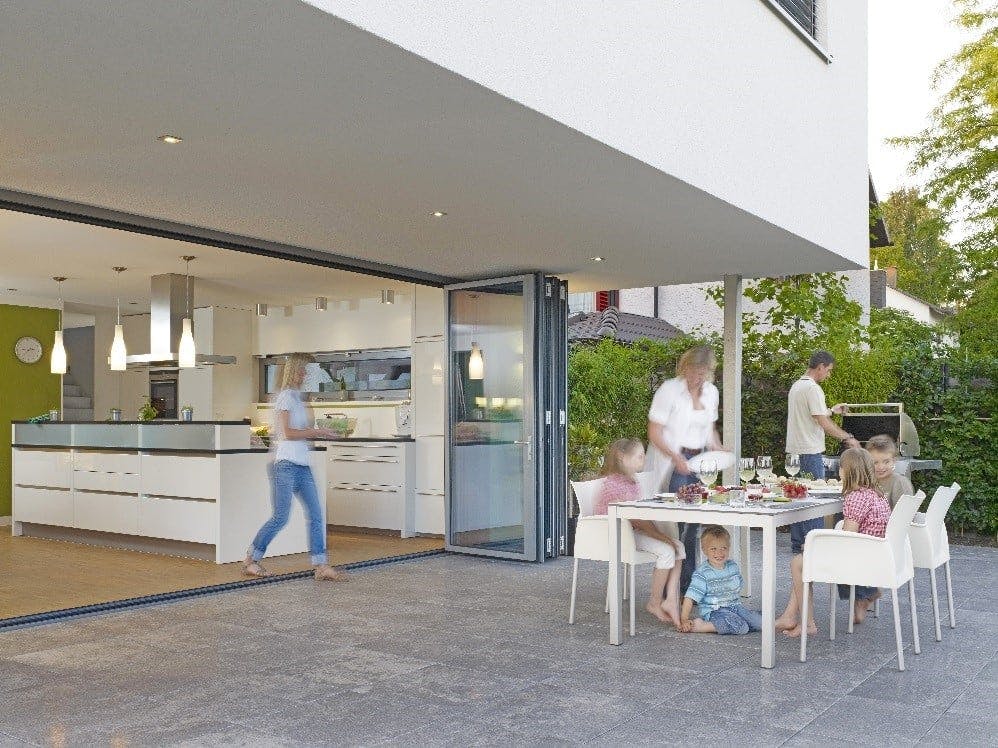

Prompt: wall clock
[{"left": 14, "top": 335, "right": 44, "bottom": 364}]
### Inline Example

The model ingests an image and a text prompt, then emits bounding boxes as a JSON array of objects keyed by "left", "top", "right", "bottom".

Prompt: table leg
[
  {"left": 740, "top": 525, "right": 752, "bottom": 597},
  {"left": 761, "top": 520, "right": 777, "bottom": 668},
  {"left": 608, "top": 507, "right": 623, "bottom": 645}
]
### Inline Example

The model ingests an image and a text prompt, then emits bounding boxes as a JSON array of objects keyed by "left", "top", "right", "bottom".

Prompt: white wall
[
  {"left": 307, "top": 0, "right": 868, "bottom": 268},
  {"left": 884, "top": 287, "right": 942, "bottom": 326}
]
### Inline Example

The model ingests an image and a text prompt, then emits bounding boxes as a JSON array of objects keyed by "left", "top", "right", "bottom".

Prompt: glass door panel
[{"left": 445, "top": 277, "right": 536, "bottom": 560}]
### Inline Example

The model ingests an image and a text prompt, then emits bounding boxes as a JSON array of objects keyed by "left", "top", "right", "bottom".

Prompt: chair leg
[
  {"left": 800, "top": 579, "right": 810, "bottom": 662},
  {"left": 605, "top": 570, "right": 610, "bottom": 615},
  {"left": 909, "top": 579, "right": 921, "bottom": 655},
  {"left": 874, "top": 597, "right": 880, "bottom": 618},
  {"left": 945, "top": 561, "right": 956, "bottom": 628},
  {"left": 569, "top": 558, "right": 579, "bottom": 624},
  {"left": 629, "top": 563, "right": 636, "bottom": 637},
  {"left": 929, "top": 567, "right": 942, "bottom": 642},
  {"left": 891, "top": 587, "right": 905, "bottom": 671},
  {"left": 829, "top": 584, "right": 836, "bottom": 641},
  {"left": 848, "top": 586, "right": 856, "bottom": 634},
  {"left": 623, "top": 565, "right": 629, "bottom": 601}
]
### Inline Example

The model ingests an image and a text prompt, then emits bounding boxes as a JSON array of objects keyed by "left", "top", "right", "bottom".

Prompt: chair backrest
[
  {"left": 571, "top": 478, "right": 606, "bottom": 517},
  {"left": 886, "top": 491, "right": 925, "bottom": 570},
  {"left": 925, "top": 482, "right": 961, "bottom": 540},
  {"left": 635, "top": 470, "right": 657, "bottom": 501}
]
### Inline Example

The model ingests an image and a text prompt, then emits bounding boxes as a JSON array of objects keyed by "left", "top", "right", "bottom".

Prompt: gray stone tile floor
[{"left": 0, "top": 535, "right": 995, "bottom": 747}]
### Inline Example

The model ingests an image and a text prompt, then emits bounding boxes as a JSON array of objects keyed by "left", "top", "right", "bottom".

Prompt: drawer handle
[
  {"left": 416, "top": 490, "right": 446, "bottom": 497},
  {"left": 332, "top": 445, "right": 402, "bottom": 450},
  {"left": 332, "top": 457, "right": 398, "bottom": 463},
  {"left": 331, "top": 483, "right": 401, "bottom": 494}
]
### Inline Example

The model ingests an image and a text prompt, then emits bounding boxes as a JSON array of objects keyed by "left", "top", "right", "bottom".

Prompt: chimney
[{"left": 884, "top": 266, "right": 898, "bottom": 289}]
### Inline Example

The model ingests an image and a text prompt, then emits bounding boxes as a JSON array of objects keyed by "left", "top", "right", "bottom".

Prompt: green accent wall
[{"left": 0, "top": 304, "right": 61, "bottom": 516}]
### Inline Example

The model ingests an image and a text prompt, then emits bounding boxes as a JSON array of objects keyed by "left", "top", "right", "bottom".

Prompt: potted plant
[
  {"left": 138, "top": 397, "right": 159, "bottom": 422},
  {"left": 180, "top": 404, "right": 194, "bottom": 421}
]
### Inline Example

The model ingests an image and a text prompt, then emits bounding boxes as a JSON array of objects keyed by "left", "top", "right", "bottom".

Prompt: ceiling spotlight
[
  {"left": 315, "top": 297, "right": 328, "bottom": 312},
  {"left": 381, "top": 290, "right": 395, "bottom": 305},
  {"left": 431, "top": 210, "right": 447, "bottom": 218},
  {"left": 157, "top": 134, "right": 183, "bottom": 144},
  {"left": 590, "top": 256, "right": 605, "bottom": 262},
  {"left": 6, "top": 288, "right": 16, "bottom": 292}
]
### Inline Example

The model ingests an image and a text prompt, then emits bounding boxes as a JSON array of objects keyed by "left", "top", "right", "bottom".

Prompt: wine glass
[
  {"left": 739, "top": 457, "right": 756, "bottom": 486},
  {"left": 698, "top": 459, "right": 718, "bottom": 489},
  {"left": 785, "top": 453, "right": 800, "bottom": 478},
  {"left": 756, "top": 455, "right": 773, "bottom": 482}
]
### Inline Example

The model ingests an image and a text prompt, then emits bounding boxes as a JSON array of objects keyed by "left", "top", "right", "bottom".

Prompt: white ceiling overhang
[{"left": 0, "top": 1, "right": 861, "bottom": 292}]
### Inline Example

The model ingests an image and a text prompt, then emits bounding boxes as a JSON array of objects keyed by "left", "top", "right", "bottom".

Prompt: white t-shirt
[
  {"left": 786, "top": 376, "right": 830, "bottom": 455},
  {"left": 273, "top": 388, "right": 311, "bottom": 466},
  {"left": 645, "top": 377, "right": 719, "bottom": 490}
]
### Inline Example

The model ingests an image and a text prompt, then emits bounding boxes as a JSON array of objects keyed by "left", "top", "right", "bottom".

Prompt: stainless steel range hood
[{"left": 125, "top": 273, "right": 236, "bottom": 368}]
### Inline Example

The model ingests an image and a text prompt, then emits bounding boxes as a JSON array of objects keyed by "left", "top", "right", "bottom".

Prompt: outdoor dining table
[{"left": 607, "top": 495, "right": 843, "bottom": 668}]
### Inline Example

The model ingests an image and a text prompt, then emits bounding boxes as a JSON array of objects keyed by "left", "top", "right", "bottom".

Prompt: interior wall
[
  {"left": 63, "top": 326, "right": 95, "bottom": 397},
  {"left": 0, "top": 303, "right": 61, "bottom": 516}
]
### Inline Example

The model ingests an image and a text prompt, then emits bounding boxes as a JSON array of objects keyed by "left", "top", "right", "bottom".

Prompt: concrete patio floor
[{"left": 0, "top": 535, "right": 995, "bottom": 747}]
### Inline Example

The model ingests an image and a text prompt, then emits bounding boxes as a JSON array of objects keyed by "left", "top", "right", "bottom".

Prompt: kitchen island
[{"left": 10, "top": 420, "right": 325, "bottom": 564}]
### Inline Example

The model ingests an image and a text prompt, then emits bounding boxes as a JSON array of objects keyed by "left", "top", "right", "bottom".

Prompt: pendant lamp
[
  {"left": 468, "top": 341, "right": 485, "bottom": 380},
  {"left": 178, "top": 255, "right": 197, "bottom": 368},
  {"left": 50, "top": 276, "right": 68, "bottom": 374},
  {"left": 109, "top": 267, "right": 127, "bottom": 371}
]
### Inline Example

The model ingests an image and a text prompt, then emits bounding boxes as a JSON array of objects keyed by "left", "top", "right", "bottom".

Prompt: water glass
[
  {"left": 698, "top": 459, "right": 718, "bottom": 488},
  {"left": 756, "top": 455, "right": 773, "bottom": 482},
  {"left": 739, "top": 457, "right": 756, "bottom": 485},
  {"left": 785, "top": 453, "right": 800, "bottom": 478},
  {"left": 728, "top": 488, "right": 746, "bottom": 507}
]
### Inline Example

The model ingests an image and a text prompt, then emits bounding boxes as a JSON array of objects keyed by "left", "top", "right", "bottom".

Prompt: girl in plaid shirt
[{"left": 778, "top": 448, "right": 891, "bottom": 637}]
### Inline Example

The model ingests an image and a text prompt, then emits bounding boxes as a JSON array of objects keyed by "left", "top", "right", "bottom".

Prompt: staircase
[{"left": 62, "top": 376, "right": 94, "bottom": 421}]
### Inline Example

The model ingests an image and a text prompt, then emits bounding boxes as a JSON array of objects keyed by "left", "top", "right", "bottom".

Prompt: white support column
[{"left": 723, "top": 274, "right": 749, "bottom": 595}]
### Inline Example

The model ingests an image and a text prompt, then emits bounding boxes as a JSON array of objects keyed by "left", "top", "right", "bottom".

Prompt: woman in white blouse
[{"left": 646, "top": 345, "right": 726, "bottom": 594}]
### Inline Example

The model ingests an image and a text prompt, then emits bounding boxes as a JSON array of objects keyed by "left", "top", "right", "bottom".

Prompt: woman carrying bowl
[
  {"left": 244, "top": 353, "right": 348, "bottom": 581},
  {"left": 646, "top": 345, "right": 728, "bottom": 595}
]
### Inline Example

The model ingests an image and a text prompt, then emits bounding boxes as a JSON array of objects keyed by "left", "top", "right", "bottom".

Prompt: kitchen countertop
[
  {"left": 12, "top": 419, "right": 252, "bottom": 425},
  {"left": 314, "top": 436, "right": 414, "bottom": 443}
]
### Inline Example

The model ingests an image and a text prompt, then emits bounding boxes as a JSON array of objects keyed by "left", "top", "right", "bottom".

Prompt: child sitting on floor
[
  {"left": 593, "top": 438, "right": 686, "bottom": 628},
  {"left": 679, "top": 525, "right": 762, "bottom": 635}
]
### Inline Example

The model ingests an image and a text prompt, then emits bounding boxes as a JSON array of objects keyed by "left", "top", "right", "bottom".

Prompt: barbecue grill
[{"left": 841, "top": 403, "right": 920, "bottom": 457}]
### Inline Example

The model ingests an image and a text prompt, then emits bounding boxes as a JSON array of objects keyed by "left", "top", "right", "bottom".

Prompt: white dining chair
[
  {"left": 909, "top": 482, "right": 961, "bottom": 642},
  {"left": 569, "top": 477, "right": 656, "bottom": 636},
  {"left": 801, "top": 491, "right": 925, "bottom": 671}
]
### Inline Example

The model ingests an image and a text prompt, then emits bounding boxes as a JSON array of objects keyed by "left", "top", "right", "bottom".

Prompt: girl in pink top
[
  {"left": 777, "top": 447, "right": 891, "bottom": 636},
  {"left": 594, "top": 439, "right": 686, "bottom": 628}
]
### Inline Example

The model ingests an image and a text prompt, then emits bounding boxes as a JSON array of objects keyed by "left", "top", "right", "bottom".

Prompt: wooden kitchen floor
[{"left": 0, "top": 529, "right": 443, "bottom": 620}]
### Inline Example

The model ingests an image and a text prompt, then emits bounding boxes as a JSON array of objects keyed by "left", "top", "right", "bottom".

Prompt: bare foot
[
  {"left": 775, "top": 615, "right": 797, "bottom": 631},
  {"left": 314, "top": 565, "right": 349, "bottom": 581},
  {"left": 659, "top": 600, "right": 682, "bottom": 628},
  {"left": 853, "top": 599, "right": 871, "bottom": 624},
  {"left": 646, "top": 601, "right": 671, "bottom": 624},
  {"left": 243, "top": 560, "right": 269, "bottom": 578},
  {"left": 782, "top": 622, "right": 818, "bottom": 638}
]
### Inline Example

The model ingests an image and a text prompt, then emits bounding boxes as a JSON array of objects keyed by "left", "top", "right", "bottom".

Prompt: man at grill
[{"left": 784, "top": 350, "right": 859, "bottom": 553}]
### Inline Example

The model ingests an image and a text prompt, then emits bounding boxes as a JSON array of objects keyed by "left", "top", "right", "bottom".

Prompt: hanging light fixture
[
  {"left": 50, "top": 276, "right": 68, "bottom": 375},
  {"left": 315, "top": 297, "right": 328, "bottom": 312},
  {"left": 381, "top": 289, "right": 395, "bottom": 305},
  {"left": 256, "top": 303, "right": 269, "bottom": 316},
  {"left": 178, "top": 255, "right": 197, "bottom": 368},
  {"left": 468, "top": 292, "right": 484, "bottom": 380},
  {"left": 109, "top": 267, "right": 128, "bottom": 370}
]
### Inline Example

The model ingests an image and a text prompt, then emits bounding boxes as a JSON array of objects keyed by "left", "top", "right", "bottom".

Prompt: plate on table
[
  {"left": 653, "top": 492, "right": 677, "bottom": 502},
  {"left": 685, "top": 451, "right": 735, "bottom": 472},
  {"left": 808, "top": 487, "right": 842, "bottom": 496}
]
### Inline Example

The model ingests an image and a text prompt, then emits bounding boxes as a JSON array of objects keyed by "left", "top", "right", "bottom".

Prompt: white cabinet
[
  {"left": 412, "top": 339, "right": 446, "bottom": 436},
  {"left": 141, "top": 454, "right": 219, "bottom": 499},
  {"left": 138, "top": 495, "right": 216, "bottom": 544},
  {"left": 413, "top": 285, "right": 446, "bottom": 340},
  {"left": 74, "top": 491, "right": 139, "bottom": 535},
  {"left": 327, "top": 485, "right": 404, "bottom": 530},
  {"left": 325, "top": 441, "right": 414, "bottom": 535},
  {"left": 414, "top": 436, "right": 445, "bottom": 534},
  {"left": 13, "top": 487, "right": 73, "bottom": 527},
  {"left": 13, "top": 449, "right": 72, "bottom": 489}
]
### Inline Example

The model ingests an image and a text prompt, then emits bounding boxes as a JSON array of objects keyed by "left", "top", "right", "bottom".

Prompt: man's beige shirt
[{"left": 786, "top": 376, "right": 829, "bottom": 455}]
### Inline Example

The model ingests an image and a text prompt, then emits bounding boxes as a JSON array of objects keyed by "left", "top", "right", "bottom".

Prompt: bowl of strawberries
[
  {"left": 677, "top": 483, "right": 708, "bottom": 505},
  {"left": 778, "top": 479, "right": 809, "bottom": 500}
]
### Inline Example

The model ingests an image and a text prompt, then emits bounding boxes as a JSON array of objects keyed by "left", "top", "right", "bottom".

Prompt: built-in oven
[{"left": 149, "top": 370, "right": 178, "bottom": 419}]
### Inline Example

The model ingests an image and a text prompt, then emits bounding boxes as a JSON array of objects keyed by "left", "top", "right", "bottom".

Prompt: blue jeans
[
  {"left": 838, "top": 584, "right": 878, "bottom": 601},
  {"left": 707, "top": 604, "right": 763, "bottom": 635},
  {"left": 790, "top": 453, "right": 825, "bottom": 555},
  {"left": 250, "top": 460, "right": 327, "bottom": 565},
  {"left": 669, "top": 452, "right": 703, "bottom": 595}
]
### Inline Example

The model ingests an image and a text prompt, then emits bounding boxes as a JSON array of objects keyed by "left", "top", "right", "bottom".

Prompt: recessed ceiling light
[
  {"left": 431, "top": 210, "right": 447, "bottom": 218},
  {"left": 129, "top": 301, "right": 140, "bottom": 305},
  {"left": 157, "top": 134, "right": 183, "bottom": 144},
  {"left": 590, "top": 256, "right": 605, "bottom": 262},
  {"left": 7, "top": 288, "right": 17, "bottom": 292}
]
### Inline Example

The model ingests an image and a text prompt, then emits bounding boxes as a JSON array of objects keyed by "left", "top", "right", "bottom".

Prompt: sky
[{"left": 868, "top": 0, "right": 969, "bottom": 198}]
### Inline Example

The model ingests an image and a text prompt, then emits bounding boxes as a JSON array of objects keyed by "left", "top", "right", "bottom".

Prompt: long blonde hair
[
  {"left": 281, "top": 353, "right": 314, "bottom": 390},
  {"left": 599, "top": 438, "right": 643, "bottom": 480},
  {"left": 839, "top": 447, "right": 881, "bottom": 496},
  {"left": 676, "top": 345, "right": 717, "bottom": 382}
]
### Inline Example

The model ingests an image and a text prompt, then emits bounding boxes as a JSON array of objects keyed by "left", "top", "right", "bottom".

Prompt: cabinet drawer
[
  {"left": 13, "top": 487, "right": 73, "bottom": 526},
  {"left": 138, "top": 496, "right": 216, "bottom": 544},
  {"left": 415, "top": 491, "right": 445, "bottom": 535},
  {"left": 13, "top": 449, "right": 72, "bottom": 489},
  {"left": 326, "top": 486, "right": 403, "bottom": 530},
  {"left": 415, "top": 437, "right": 445, "bottom": 493},
  {"left": 73, "top": 470, "right": 140, "bottom": 494},
  {"left": 140, "top": 454, "right": 218, "bottom": 500},
  {"left": 74, "top": 492, "right": 139, "bottom": 535},
  {"left": 73, "top": 451, "right": 140, "bottom": 474},
  {"left": 327, "top": 451, "right": 404, "bottom": 487}
]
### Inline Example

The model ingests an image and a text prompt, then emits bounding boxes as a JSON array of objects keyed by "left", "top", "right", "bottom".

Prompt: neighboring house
[
  {"left": 870, "top": 268, "right": 954, "bottom": 326},
  {"left": 567, "top": 307, "right": 684, "bottom": 345}
]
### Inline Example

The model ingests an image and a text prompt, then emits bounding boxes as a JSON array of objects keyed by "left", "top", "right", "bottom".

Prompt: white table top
[{"left": 612, "top": 496, "right": 842, "bottom": 515}]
